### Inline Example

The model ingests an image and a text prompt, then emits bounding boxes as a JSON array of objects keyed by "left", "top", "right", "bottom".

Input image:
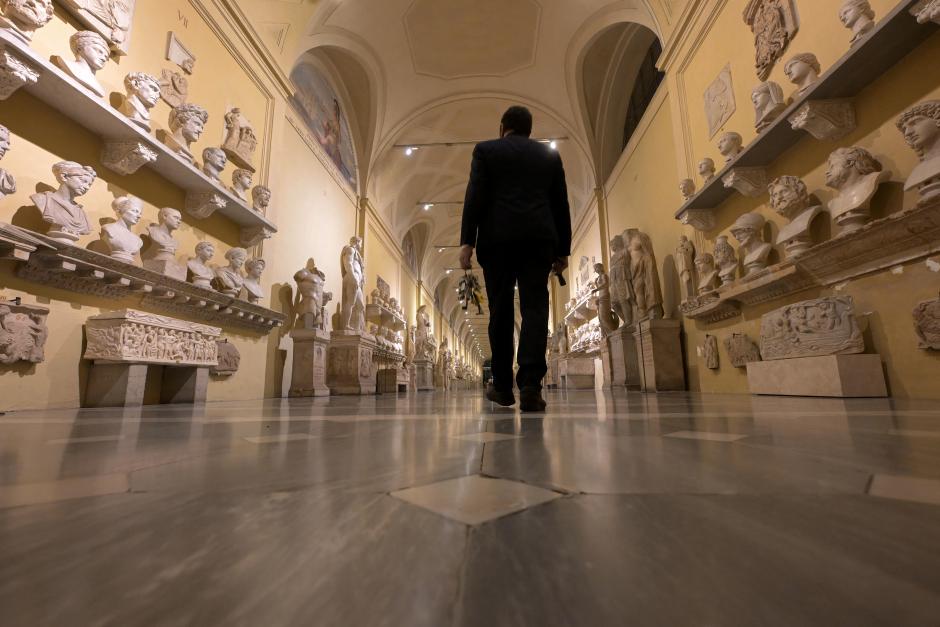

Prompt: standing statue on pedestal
[
  {"left": 626, "top": 229, "right": 664, "bottom": 321},
  {"left": 102, "top": 195, "right": 143, "bottom": 263},
  {"left": 53, "top": 31, "right": 109, "bottom": 98},
  {"left": 339, "top": 236, "right": 366, "bottom": 333},
  {"left": 895, "top": 100, "right": 940, "bottom": 205},
  {"left": 676, "top": 235, "right": 696, "bottom": 302},
  {"left": 32, "top": 161, "right": 96, "bottom": 243},
  {"left": 770, "top": 175, "right": 823, "bottom": 258},
  {"left": 292, "top": 258, "right": 331, "bottom": 330},
  {"left": 608, "top": 233, "right": 635, "bottom": 328},
  {"left": 415, "top": 304, "right": 434, "bottom": 360},
  {"left": 242, "top": 258, "right": 265, "bottom": 304},
  {"left": 825, "top": 146, "right": 889, "bottom": 231},
  {"left": 0, "top": 125, "right": 17, "bottom": 198},
  {"left": 730, "top": 212, "right": 772, "bottom": 276},
  {"left": 213, "top": 247, "right": 247, "bottom": 296},
  {"left": 593, "top": 262, "right": 619, "bottom": 336},
  {"left": 187, "top": 242, "right": 216, "bottom": 290}
]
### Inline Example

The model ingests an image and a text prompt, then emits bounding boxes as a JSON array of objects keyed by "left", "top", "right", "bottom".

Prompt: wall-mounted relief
[
  {"left": 159, "top": 68, "right": 188, "bottom": 108},
  {"left": 760, "top": 296, "right": 865, "bottom": 361},
  {"left": 212, "top": 340, "right": 240, "bottom": 376},
  {"left": 0, "top": 296, "right": 48, "bottom": 365},
  {"left": 165, "top": 31, "right": 195, "bottom": 74},
  {"left": 222, "top": 108, "right": 258, "bottom": 171},
  {"left": 743, "top": 0, "right": 799, "bottom": 81},
  {"left": 703, "top": 334, "right": 719, "bottom": 369},
  {"left": 724, "top": 333, "right": 761, "bottom": 368},
  {"left": 913, "top": 292, "right": 940, "bottom": 350},
  {"left": 704, "top": 65, "right": 736, "bottom": 138},
  {"left": 0, "top": 124, "right": 16, "bottom": 198},
  {"left": 58, "top": 0, "right": 135, "bottom": 56}
]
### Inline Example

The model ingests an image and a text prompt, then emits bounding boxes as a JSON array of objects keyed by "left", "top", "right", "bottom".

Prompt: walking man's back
[{"left": 459, "top": 106, "right": 571, "bottom": 412}]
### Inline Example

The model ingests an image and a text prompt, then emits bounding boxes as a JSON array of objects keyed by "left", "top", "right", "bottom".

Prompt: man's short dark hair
[{"left": 501, "top": 106, "right": 533, "bottom": 137}]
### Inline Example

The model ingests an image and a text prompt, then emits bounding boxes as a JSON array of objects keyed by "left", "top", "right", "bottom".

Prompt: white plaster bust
[
  {"left": 896, "top": 100, "right": 940, "bottom": 205},
  {"left": 679, "top": 178, "right": 695, "bottom": 201},
  {"left": 694, "top": 253, "right": 720, "bottom": 294},
  {"left": 718, "top": 132, "right": 743, "bottom": 163},
  {"left": 752, "top": 81, "right": 788, "bottom": 132},
  {"left": 251, "top": 185, "right": 270, "bottom": 214},
  {"left": 770, "top": 175, "right": 823, "bottom": 258},
  {"left": 143, "top": 207, "right": 182, "bottom": 262},
  {"left": 102, "top": 195, "right": 143, "bottom": 263},
  {"left": 31, "top": 160, "right": 96, "bottom": 243},
  {"left": 230, "top": 168, "right": 252, "bottom": 201},
  {"left": 698, "top": 157, "right": 716, "bottom": 182},
  {"left": 53, "top": 31, "right": 109, "bottom": 98},
  {"left": 825, "top": 146, "right": 889, "bottom": 232},
  {"left": 201, "top": 147, "right": 226, "bottom": 181},
  {"left": 0, "top": 0, "right": 53, "bottom": 43},
  {"left": 0, "top": 125, "right": 16, "bottom": 198},
  {"left": 187, "top": 241, "right": 216, "bottom": 289},
  {"left": 166, "top": 103, "right": 208, "bottom": 162},
  {"left": 729, "top": 212, "right": 772, "bottom": 276},
  {"left": 784, "top": 53, "right": 821, "bottom": 96},
  {"left": 840, "top": 0, "right": 876, "bottom": 46},
  {"left": 713, "top": 235, "right": 738, "bottom": 285},
  {"left": 242, "top": 258, "right": 265, "bottom": 303},
  {"left": 213, "top": 247, "right": 247, "bottom": 296},
  {"left": 912, "top": 0, "right": 940, "bottom": 25},
  {"left": 119, "top": 72, "right": 160, "bottom": 132}
]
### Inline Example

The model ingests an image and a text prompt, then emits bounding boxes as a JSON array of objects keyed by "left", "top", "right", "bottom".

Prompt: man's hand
[
  {"left": 459, "top": 245, "right": 474, "bottom": 270},
  {"left": 552, "top": 257, "right": 569, "bottom": 274}
]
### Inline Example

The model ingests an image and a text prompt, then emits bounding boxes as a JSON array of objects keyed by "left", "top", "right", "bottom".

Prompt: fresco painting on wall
[{"left": 289, "top": 60, "right": 357, "bottom": 187}]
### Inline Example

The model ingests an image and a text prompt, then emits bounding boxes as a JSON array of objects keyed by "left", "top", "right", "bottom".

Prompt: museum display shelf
[
  {"left": 679, "top": 198, "right": 940, "bottom": 323},
  {"left": 0, "top": 223, "right": 286, "bottom": 332},
  {"left": 365, "top": 302, "right": 406, "bottom": 332},
  {"left": 675, "top": 0, "right": 938, "bottom": 231},
  {"left": 0, "top": 31, "right": 277, "bottom": 245},
  {"left": 563, "top": 291, "right": 598, "bottom": 325}
]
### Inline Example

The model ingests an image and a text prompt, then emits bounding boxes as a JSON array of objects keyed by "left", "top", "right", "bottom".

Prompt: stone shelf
[
  {"left": 679, "top": 198, "right": 940, "bottom": 323},
  {"left": 675, "top": 0, "right": 938, "bottom": 231},
  {"left": 366, "top": 303, "right": 406, "bottom": 332},
  {"left": 563, "top": 291, "right": 598, "bottom": 327},
  {"left": 0, "top": 223, "right": 286, "bottom": 333},
  {"left": 0, "top": 31, "right": 277, "bottom": 246}
]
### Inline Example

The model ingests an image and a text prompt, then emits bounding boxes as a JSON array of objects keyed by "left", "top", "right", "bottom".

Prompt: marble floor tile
[
  {"left": 663, "top": 430, "right": 750, "bottom": 442},
  {"left": 243, "top": 433, "right": 320, "bottom": 444},
  {"left": 868, "top": 474, "right": 940, "bottom": 506},
  {"left": 0, "top": 473, "right": 129, "bottom": 508},
  {"left": 45, "top": 435, "right": 125, "bottom": 445},
  {"left": 451, "top": 432, "right": 523, "bottom": 443}
]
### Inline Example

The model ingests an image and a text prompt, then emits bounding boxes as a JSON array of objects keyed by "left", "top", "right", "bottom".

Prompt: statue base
[
  {"left": 376, "top": 369, "right": 401, "bottom": 394},
  {"left": 747, "top": 354, "right": 887, "bottom": 397},
  {"left": 84, "top": 363, "right": 209, "bottom": 407},
  {"left": 607, "top": 325, "right": 641, "bottom": 390},
  {"left": 414, "top": 358, "right": 435, "bottom": 391},
  {"left": 634, "top": 319, "right": 686, "bottom": 392},
  {"left": 560, "top": 356, "right": 595, "bottom": 389},
  {"left": 289, "top": 328, "right": 331, "bottom": 397},
  {"left": 327, "top": 331, "right": 377, "bottom": 395}
]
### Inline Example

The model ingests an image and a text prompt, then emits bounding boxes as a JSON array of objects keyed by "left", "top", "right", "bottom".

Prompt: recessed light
[{"left": 549, "top": 140, "right": 557, "bottom": 150}]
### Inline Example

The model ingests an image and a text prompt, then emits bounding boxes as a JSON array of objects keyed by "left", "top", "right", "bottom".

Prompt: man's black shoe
[
  {"left": 520, "top": 388, "right": 547, "bottom": 412},
  {"left": 486, "top": 384, "right": 515, "bottom": 407}
]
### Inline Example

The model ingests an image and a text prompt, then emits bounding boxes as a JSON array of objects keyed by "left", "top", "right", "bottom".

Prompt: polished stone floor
[{"left": 2, "top": 389, "right": 940, "bottom": 626}]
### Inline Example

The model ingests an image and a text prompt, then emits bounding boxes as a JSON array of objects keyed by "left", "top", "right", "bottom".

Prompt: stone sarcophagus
[{"left": 759, "top": 296, "right": 864, "bottom": 361}]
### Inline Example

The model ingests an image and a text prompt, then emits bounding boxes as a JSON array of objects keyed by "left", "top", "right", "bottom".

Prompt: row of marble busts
[
  {"left": 369, "top": 289, "right": 405, "bottom": 318},
  {"left": 368, "top": 324, "right": 404, "bottom": 354}
]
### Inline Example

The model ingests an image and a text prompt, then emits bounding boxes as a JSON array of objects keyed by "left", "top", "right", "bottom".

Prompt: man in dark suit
[{"left": 459, "top": 106, "right": 571, "bottom": 412}]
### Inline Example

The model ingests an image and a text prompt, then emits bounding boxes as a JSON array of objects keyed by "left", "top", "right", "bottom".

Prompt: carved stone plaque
[
  {"left": 743, "top": 0, "right": 799, "bottom": 81},
  {"left": 703, "top": 334, "right": 719, "bottom": 369},
  {"left": 759, "top": 296, "right": 865, "bottom": 361},
  {"left": 212, "top": 340, "right": 240, "bottom": 375},
  {"left": 84, "top": 309, "right": 220, "bottom": 366},
  {"left": 0, "top": 297, "right": 48, "bottom": 364},
  {"left": 165, "top": 31, "right": 195, "bottom": 74},
  {"left": 724, "top": 333, "right": 762, "bottom": 368},
  {"left": 913, "top": 293, "right": 940, "bottom": 350},
  {"left": 58, "top": 0, "right": 136, "bottom": 56},
  {"left": 158, "top": 69, "right": 188, "bottom": 108},
  {"left": 704, "top": 65, "right": 736, "bottom": 138}
]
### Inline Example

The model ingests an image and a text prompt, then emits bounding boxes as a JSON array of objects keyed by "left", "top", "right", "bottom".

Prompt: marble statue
[
  {"left": 769, "top": 175, "right": 823, "bottom": 258},
  {"left": 201, "top": 147, "right": 226, "bottom": 181},
  {"left": 0, "top": 0, "right": 53, "bottom": 44},
  {"left": 0, "top": 125, "right": 16, "bottom": 199},
  {"left": 784, "top": 53, "right": 821, "bottom": 96},
  {"left": 825, "top": 146, "right": 889, "bottom": 232},
  {"left": 339, "top": 236, "right": 366, "bottom": 333},
  {"left": 243, "top": 258, "right": 265, "bottom": 304},
  {"left": 743, "top": 0, "right": 799, "bottom": 81},
  {"left": 0, "top": 297, "right": 47, "bottom": 364},
  {"left": 759, "top": 296, "right": 865, "bottom": 361},
  {"left": 626, "top": 229, "right": 664, "bottom": 321},
  {"left": 752, "top": 81, "right": 788, "bottom": 132},
  {"left": 593, "top": 262, "right": 619, "bottom": 336},
  {"left": 695, "top": 253, "right": 720, "bottom": 294},
  {"left": 142, "top": 207, "right": 185, "bottom": 280},
  {"left": 213, "top": 247, "right": 247, "bottom": 297},
  {"left": 718, "top": 131, "right": 743, "bottom": 163},
  {"left": 913, "top": 291, "right": 940, "bottom": 350},
  {"left": 704, "top": 65, "right": 736, "bottom": 138},
  {"left": 679, "top": 178, "right": 696, "bottom": 201},
  {"left": 230, "top": 169, "right": 252, "bottom": 201},
  {"left": 703, "top": 334, "right": 719, "bottom": 369},
  {"left": 896, "top": 100, "right": 940, "bottom": 205},
  {"left": 839, "top": 0, "right": 876, "bottom": 46},
  {"left": 31, "top": 161, "right": 96, "bottom": 243},
  {"left": 251, "top": 185, "right": 270, "bottom": 214},
  {"left": 553, "top": 322, "right": 569, "bottom": 355},
  {"left": 415, "top": 305, "right": 434, "bottom": 359},
  {"left": 187, "top": 241, "right": 216, "bottom": 290},
  {"left": 57, "top": 0, "right": 135, "bottom": 55},
  {"left": 222, "top": 108, "right": 257, "bottom": 170},
  {"left": 724, "top": 333, "right": 762, "bottom": 367},
  {"left": 608, "top": 234, "right": 635, "bottom": 329},
  {"left": 165, "top": 103, "right": 208, "bottom": 162},
  {"left": 119, "top": 72, "right": 160, "bottom": 131},
  {"left": 698, "top": 157, "right": 716, "bottom": 182},
  {"left": 52, "top": 31, "right": 109, "bottom": 98},
  {"left": 292, "top": 258, "right": 331, "bottom": 330},
  {"left": 729, "top": 212, "right": 772, "bottom": 276},
  {"left": 102, "top": 195, "right": 143, "bottom": 263},
  {"left": 713, "top": 235, "right": 738, "bottom": 286},
  {"left": 911, "top": 0, "right": 940, "bottom": 25},
  {"left": 676, "top": 235, "right": 696, "bottom": 303},
  {"left": 158, "top": 68, "right": 188, "bottom": 108}
]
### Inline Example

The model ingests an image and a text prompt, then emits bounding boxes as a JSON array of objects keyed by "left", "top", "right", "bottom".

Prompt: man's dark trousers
[{"left": 478, "top": 245, "right": 553, "bottom": 393}]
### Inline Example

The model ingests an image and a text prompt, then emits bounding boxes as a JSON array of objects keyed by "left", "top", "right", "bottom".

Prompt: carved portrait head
[
  {"left": 698, "top": 157, "right": 716, "bottom": 179},
  {"left": 610, "top": 234, "right": 625, "bottom": 253},
  {"left": 112, "top": 195, "right": 143, "bottom": 225},
  {"left": 225, "top": 247, "right": 248, "bottom": 269},
  {"left": 839, "top": 0, "right": 875, "bottom": 27},
  {"left": 896, "top": 100, "right": 940, "bottom": 159},
  {"left": 729, "top": 212, "right": 766, "bottom": 246},
  {"left": 1, "top": 0, "right": 54, "bottom": 31},
  {"left": 170, "top": 103, "right": 209, "bottom": 142},
  {"left": 349, "top": 236, "right": 363, "bottom": 252},
  {"left": 124, "top": 72, "right": 160, "bottom": 108},
  {"left": 52, "top": 161, "right": 96, "bottom": 196},
  {"left": 232, "top": 168, "right": 253, "bottom": 190},
  {"left": 825, "top": 146, "right": 883, "bottom": 190},
  {"left": 784, "top": 53, "right": 820, "bottom": 85},
  {"left": 769, "top": 175, "right": 810, "bottom": 219},
  {"left": 0, "top": 124, "right": 10, "bottom": 160},
  {"left": 246, "top": 258, "right": 265, "bottom": 279},
  {"left": 202, "top": 147, "right": 226, "bottom": 170},
  {"left": 718, "top": 131, "right": 743, "bottom": 159},
  {"left": 695, "top": 252, "right": 716, "bottom": 273},
  {"left": 251, "top": 185, "right": 271, "bottom": 210},
  {"left": 751, "top": 81, "right": 786, "bottom": 115},
  {"left": 679, "top": 178, "right": 695, "bottom": 199},
  {"left": 70, "top": 31, "right": 109, "bottom": 70},
  {"left": 158, "top": 206, "right": 182, "bottom": 230}
]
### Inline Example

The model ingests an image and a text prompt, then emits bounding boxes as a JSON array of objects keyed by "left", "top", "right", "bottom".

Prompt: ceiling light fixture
[
  {"left": 405, "top": 146, "right": 418, "bottom": 156},
  {"left": 423, "top": 203, "right": 433, "bottom": 211},
  {"left": 549, "top": 140, "right": 557, "bottom": 150}
]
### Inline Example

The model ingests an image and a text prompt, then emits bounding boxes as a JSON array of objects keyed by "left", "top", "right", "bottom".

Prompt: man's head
[
  {"left": 124, "top": 72, "right": 160, "bottom": 107},
  {"left": 500, "top": 106, "right": 533, "bottom": 138}
]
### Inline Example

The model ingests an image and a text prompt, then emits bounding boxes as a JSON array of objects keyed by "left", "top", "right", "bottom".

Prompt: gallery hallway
[{"left": 2, "top": 390, "right": 940, "bottom": 626}]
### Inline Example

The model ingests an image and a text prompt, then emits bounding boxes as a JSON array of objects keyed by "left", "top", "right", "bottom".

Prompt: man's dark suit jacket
[{"left": 460, "top": 134, "right": 571, "bottom": 259}]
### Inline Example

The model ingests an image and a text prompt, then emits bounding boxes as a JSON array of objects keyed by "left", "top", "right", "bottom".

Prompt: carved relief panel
[
  {"left": 759, "top": 296, "right": 865, "bottom": 361},
  {"left": 743, "top": 0, "right": 799, "bottom": 81},
  {"left": 84, "top": 309, "right": 221, "bottom": 366},
  {"left": 0, "top": 297, "right": 48, "bottom": 364},
  {"left": 704, "top": 65, "right": 736, "bottom": 138}
]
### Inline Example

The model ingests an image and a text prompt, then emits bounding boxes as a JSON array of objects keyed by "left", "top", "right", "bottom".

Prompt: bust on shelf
[
  {"left": 729, "top": 212, "right": 772, "bottom": 276},
  {"left": 165, "top": 103, "right": 208, "bottom": 162},
  {"left": 242, "top": 258, "right": 265, "bottom": 304},
  {"left": 230, "top": 169, "right": 252, "bottom": 201},
  {"left": 213, "top": 247, "right": 247, "bottom": 297},
  {"left": 698, "top": 157, "right": 716, "bottom": 182},
  {"left": 825, "top": 146, "right": 889, "bottom": 232},
  {"left": 839, "top": 0, "right": 876, "bottom": 46},
  {"left": 0, "top": 0, "right": 53, "bottom": 44},
  {"left": 142, "top": 207, "right": 186, "bottom": 280},
  {"left": 0, "top": 124, "right": 16, "bottom": 198},
  {"left": 912, "top": 0, "right": 940, "bottom": 25},
  {"left": 53, "top": 31, "right": 109, "bottom": 98},
  {"left": 695, "top": 253, "right": 720, "bottom": 294},
  {"left": 784, "top": 53, "right": 821, "bottom": 96},
  {"left": 187, "top": 241, "right": 216, "bottom": 290},
  {"left": 752, "top": 81, "right": 788, "bottom": 132},
  {"left": 896, "top": 100, "right": 940, "bottom": 206},
  {"left": 718, "top": 131, "right": 743, "bottom": 164},
  {"left": 679, "top": 178, "right": 695, "bottom": 201},
  {"left": 626, "top": 229, "right": 664, "bottom": 321},
  {"left": 31, "top": 160, "right": 96, "bottom": 243},
  {"left": 119, "top": 72, "right": 160, "bottom": 132},
  {"left": 251, "top": 185, "right": 270, "bottom": 214},
  {"left": 201, "top": 147, "right": 227, "bottom": 181},
  {"left": 713, "top": 235, "right": 738, "bottom": 285},
  {"left": 770, "top": 175, "right": 823, "bottom": 258},
  {"left": 102, "top": 195, "right": 143, "bottom": 263}
]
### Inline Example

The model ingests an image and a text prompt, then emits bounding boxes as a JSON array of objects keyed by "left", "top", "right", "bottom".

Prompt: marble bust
[
  {"left": 679, "top": 178, "right": 696, "bottom": 201},
  {"left": 784, "top": 53, "right": 821, "bottom": 96},
  {"left": 912, "top": 0, "right": 940, "bottom": 25},
  {"left": 896, "top": 100, "right": 940, "bottom": 205},
  {"left": 718, "top": 131, "right": 743, "bottom": 163},
  {"left": 770, "top": 175, "right": 823, "bottom": 258},
  {"left": 166, "top": 103, "right": 208, "bottom": 162},
  {"left": 201, "top": 147, "right": 226, "bottom": 181},
  {"left": 230, "top": 168, "right": 252, "bottom": 201},
  {"left": 213, "top": 247, "right": 247, "bottom": 296},
  {"left": 752, "top": 81, "right": 788, "bottom": 132},
  {"left": 53, "top": 31, "right": 109, "bottom": 98},
  {"left": 694, "top": 253, "right": 720, "bottom": 294},
  {"left": 142, "top": 207, "right": 186, "bottom": 280},
  {"left": 713, "top": 235, "right": 738, "bottom": 285},
  {"left": 0, "top": 125, "right": 16, "bottom": 198},
  {"left": 251, "top": 185, "right": 270, "bottom": 214},
  {"left": 698, "top": 157, "right": 716, "bottom": 182},
  {"left": 119, "top": 72, "right": 160, "bottom": 132},
  {"left": 0, "top": 0, "right": 53, "bottom": 43},
  {"left": 102, "top": 195, "right": 143, "bottom": 263},
  {"left": 242, "top": 258, "right": 265, "bottom": 304},
  {"left": 729, "top": 212, "right": 772, "bottom": 276},
  {"left": 840, "top": 0, "right": 876, "bottom": 46},
  {"left": 825, "top": 146, "right": 889, "bottom": 232},
  {"left": 187, "top": 241, "right": 216, "bottom": 289},
  {"left": 31, "top": 160, "right": 96, "bottom": 243}
]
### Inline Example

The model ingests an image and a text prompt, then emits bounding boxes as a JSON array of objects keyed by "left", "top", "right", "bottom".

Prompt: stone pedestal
[
  {"left": 634, "top": 319, "right": 686, "bottom": 392},
  {"left": 561, "top": 356, "right": 595, "bottom": 389},
  {"left": 414, "top": 358, "right": 435, "bottom": 391},
  {"left": 747, "top": 354, "right": 887, "bottom": 397},
  {"left": 161, "top": 367, "right": 210, "bottom": 404},
  {"left": 327, "top": 332, "right": 377, "bottom": 395},
  {"left": 289, "top": 328, "right": 331, "bottom": 397},
  {"left": 85, "top": 363, "right": 148, "bottom": 408},
  {"left": 607, "top": 325, "right": 641, "bottom": 390}
]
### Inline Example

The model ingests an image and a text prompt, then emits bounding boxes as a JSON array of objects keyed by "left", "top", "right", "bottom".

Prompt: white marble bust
[
  {"left": 729, "top": 212, "right": 772, "bottom": 276},
  {"left": 784, "top": 53, "right": 821, "bottom": 96},
  {"left": 770, "top": 175, "right": 823, "bottom": 258},
  {"left": 912, "top": 0, "right": 940, "bottom": 25},
  {"left": 213, "top": 247, "right": 247, "bottom": 296},
  {"left": 0, "top": 125, "right": 16, "bottom": 199},
  {"left": 242, "top": 258, "right": 265, "bottom": 304},
  {"left": 840, "top": 0, "right": 876, "bottom": 46},
  {"left": 718, "top": 132, "right": 743, "bottom": 163},
  {"left": 752, "top": 81, "right": 788, "bottom": 132},
  {"left": 102, "top": 195, "right": 144, "bottom": 263},
  {"left": 187, "top": 241, "right": 216, "bottom": 289},
  {"left": 698, "top": 157, "right": 716, "bottom": 182},
  {"left": 713, "top": 235, "right": 738, "bottom": 285},
  {"left": 251, "top": 185, "right": 270, "bottom": 214},
  {"left": 201, "top": 147, "right": 227, "bottom": 181},
  {"left": 230, "top": 168, "right": 252, "bottom": 201},
  {"left": 679, "top": 178, "right": 695, "bottom": 201},
  {"left": 144, "top": 207, "right": 182, "bottom": 261},
  {"left": 119, "top": 72, "right": 161, "bottom": 132},
  {"left": 53, "top": 31, "right": 109, "bottom": 98},
  {"left": 0, "top": 0, "right": 53, "bottom": 43},
  {"left": 31, "top": 161, "right": 96, "bottom": 243},
  {"left": 825, "top": 146, "right": 889, "bottom": 232},
  {"left": 166, "top": 103, "right": 208, "bottom": 162},
  {"left": 694, "top": 253, "right": 720, "bottom": 294},
  {"left": 896, "top": 100, "right": 940, "bottom": 205}
]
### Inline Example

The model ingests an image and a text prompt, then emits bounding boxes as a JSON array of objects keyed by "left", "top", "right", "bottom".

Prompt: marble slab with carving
[
  {"left": 704, "top": 65, "right": 736, "bottom": 138},
  {"left": 58, "top": 0, "right": 135, "bottom": 55},
  {"left": 84, "top": 309, "right": 220, "bottom": 366},
  {"left": 759, "top": 296, "right": 865, "bottom": 362},
  {"left": 913, "top": 292, "right": 940, "bottom": 350},
  {"left": 0, "top": 297, "right": 48, "bottom": 364},
  {"left": 212, "top": 340, "right": 240, "bottom": 376}
]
